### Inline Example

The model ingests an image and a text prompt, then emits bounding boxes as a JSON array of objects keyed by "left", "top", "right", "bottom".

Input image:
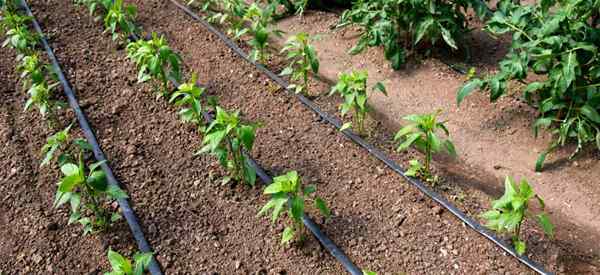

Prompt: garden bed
[{"left": 0, "top": 0, "right": 597, "bottom": 274}]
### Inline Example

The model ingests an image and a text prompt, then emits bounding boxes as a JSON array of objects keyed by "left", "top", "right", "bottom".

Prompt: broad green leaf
[
  {"left": 457, "top": 79, "right": 482, "bottom": 105},
  {"left": 281, "top": 226, "right": 295, "bottom": 244},
  {"left": 290, "top": 196, "right": 304, "bottom": 221},
  {"left": 315, "top": 197, "right": 330, "bottom": 218},
  {"left": 581, "top": 105, "right": 600, "bottom": 124},
  {"left": 108, "top": 250, "right": 133, "bottom": 274},
  {"left": 537, "top": 213, "right": 554, "bottom": 238},
  {"left": 60, "top": 163, "right": 80, "bottom": 176}
]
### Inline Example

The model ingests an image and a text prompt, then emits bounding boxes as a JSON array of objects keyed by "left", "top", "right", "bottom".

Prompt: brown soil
[
  {"left": 271, "top": 8, "right": 600, "bottom": 270},
  {"left": 0, "top": 0, "right": 595, "bottom": 275},
  {"left": 0, "top": 32, "right": 136, "bottom": 274}
]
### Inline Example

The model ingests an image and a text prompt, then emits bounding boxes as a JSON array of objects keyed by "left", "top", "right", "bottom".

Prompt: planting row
[
  {"left": 0, "top": 0, "right": 568, "bottom": 273},
  {"left": 183, "top": 0, "right": 557, "bottom": 259}
]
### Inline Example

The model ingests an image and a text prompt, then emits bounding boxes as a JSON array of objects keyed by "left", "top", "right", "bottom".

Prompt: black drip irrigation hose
[
  {"left": 169, "top": 1, "right": 552, "bottom": 274},
  {"left": 19, "top": 1, "right": 163, "bottom": 274},
  {"left": 162, "top": 73, "right": 364, "bottom": 275}
]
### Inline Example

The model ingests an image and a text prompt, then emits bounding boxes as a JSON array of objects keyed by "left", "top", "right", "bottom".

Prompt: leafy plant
[
  {"left": 126, "top": 33, "right": 182, "bottom": 96},
  {"left": 74, "top": 0, "right": 110, "bottom": 18},
  {"left": 279, "top": 32, "right": 319, "bottom": 95},
  {"left": 105, "top": 249, "right": 153, "bottom": 275},
  {"left": 103, "top": 0, "right": 138, "bottom": 41},
  {"left": 457, "top": 0, "right": 600, "bottom": 171},
  {"left": 258, "top": 171, "right": 330, "bottom": 244},
  {"left": 1, "top": 12, "right": 38, "bottom": 55},
  {"left": 16, "top": 53, "right": 45, "bottom": 91},
  {"left": 24, "top": 80, "right": 63, "bottom": 120},
  {"left": 243, "top": 3, "right": 283, "bottom": 64},
  {"left": 337, "top": 0, "right": 488, "bottom": 69},
  {"left": 329, "top": 70, "right": 386, "bottom": 136},
  {"left": 54, "top": 150, "right": 128, "bottom": 234},
  {"left": 169, "top": 72, "right": 207, "bottom": 130},
  {"left": 198, "top": 106, "right": 259, "bottom": 186},
  {"left": 40, "top": 124, "right": 93, "bottom": 167},
  {"left": 394, "top": 110, "right": 456, "bottom": 181},
  {"left": 481, "top": 176, "right": 554, "bottom": 255}
]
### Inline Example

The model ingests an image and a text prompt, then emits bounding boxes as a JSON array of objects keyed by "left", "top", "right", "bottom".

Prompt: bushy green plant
[
  {"left": 103, "top": 0, "right": 138, "bottom": 41},
  {"left": 16, "top": 53, "right": 45, "bottom": 90},
  {"left": 1, "top": 12, "right": 38, "bottom": 55},
  {"left": 394, "top": 110, "right": 456, "bottom": 182},
  {"left": 105, "top": 249, "right": 153, "bottom": 275},
  {"left": 337, "top": 0, "right": 488, "bottom": 69},
  {"left": 243, "top": 3, "right": 283, "bottom": 64},
  {"left": 169, "top": 73, "right": 206, "bottom": 130},
  {"left": 126, "top": 33, "right": 182, "bottom": 96},
  {"left": 53, "top": 147, "right": 128, "bottom": 234},
  {"left": 457, "top": 0, "right": 600, "bottom": 171},
  {"left": 258, "top": 171, "right": 330, "bottom": 245},
  {"left": 481, "top": 176, "right": 554, "bottom": 255},
  {"left": 198, "top": 106, "right": 259, "bottom": 186},
  {"left": 40, "top": 124, "right": 92, "bottom": 167},
  {"left": 279, "top": 32, "right": 319, "bottom": 95},
  {"left": 329, "top": 70, "right": 386, "bottom": 136}
]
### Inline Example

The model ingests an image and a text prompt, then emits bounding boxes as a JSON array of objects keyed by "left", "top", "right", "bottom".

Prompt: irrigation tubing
[
  {"left": 169, "top": 1, "right": 552, "bottom": 274},
  {"left": 19, "top": 1, "right": 163, "bottom": 274}
]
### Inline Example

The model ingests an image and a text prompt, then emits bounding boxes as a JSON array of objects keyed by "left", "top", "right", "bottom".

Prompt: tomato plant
[
  {"left": 279, "top": 32, "right": 319, "bottom": 95},
  {"left": 169, "top": 72, "right": 206, "bottom": 131},
  {"left": 258, "top": 171, "right": 330, "bottom": 245},
  {"left": 481, "top": 176, "right": 554, "bottom": 255},
  {"left": 337, "top": 0, "right": 488, "bottom": 69},
  {"left": 329, "top": 70, "right": 386, "bottom": 136},
  {"left": 394, "top": 110, "right": 456, "bottom": 182},
  {"left": 458, "top": 0, "right": 600, "bottom": 171},
  {"left": 105, "top": 249, "right": 153, "bottom": 275},
  {"left": 198, "top": 106, "right": 259, "bottom": 186},
  {"left": 126, "top": 33, "right": 182, "bottom": 97}
]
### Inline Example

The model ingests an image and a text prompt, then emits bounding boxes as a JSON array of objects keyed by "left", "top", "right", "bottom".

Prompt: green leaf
[
  {"left": 87, "top": 170, "right": 108, "bottom": 191},
  {"left": 581, "top": 105, "right": 600, "bottom": 124},
  {"left": 513, "top": 239, "right": 527, "bottom": 255},
  {"left": 535, "top": 150, "right": 549, "bottom": 172},
  {"left": 281, "top": 226, "right": 295, "bottom": 244},
  {"left": 373, "top": 82, "right": 387, "bottom": 96},
  {"left": 457, "top": 79, "right": 482, "bottom": 105},
  {"left": 108, "top": 249, "right": 133, "bottom": 274},
  {"left": 58, "top": 174, "right": 82, "bottom": 193},
  {"left": 133, "top": 252, "right": 153, "bottom": 275},
  {"left": 439, "top": 24, "right": 457, "bottom": 49},
  {"left": 290, "top": 196, "right": 304, "bottom": 221},
  {"left": 537, "top": 213, "right": 554, "bottom": 238},
  {"left": 303, "top": 185, "right": 316, "bottom": 195},
  {"left": 60, "top": 163, "right": 80, "bottom": 176},
  {"left": 340, "top": 122, "right": 352, "bottom": 131},
  {"left": 396, "top": 133, "right": 421, "bottom": 151},
  {"left": 315, "top": 197, "right": 330, "bottom": 218}
]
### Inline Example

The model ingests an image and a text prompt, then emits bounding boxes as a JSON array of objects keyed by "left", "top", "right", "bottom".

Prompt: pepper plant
[
  {"left": 169, "top": 73, "right": 206, "bottom": 131},
  {"left": 258, "top": 171, "right": 330, "bottom": 245},
  {"left": 457, "top": 0, "right": 600, "bottom": 171},
  {"left": 197, "top": 106, "right": 259, "bottom": 186},
  {"left": 103, "top": 0, "right": 138, "bottom": 42},
  {"left": 329, "top": 70, "right": 386, "bottom": 136},
  {"left": 1, "top": 12, "right": 38, "bottom": 56},
  {"left": 105, "top": 249, "right": 153, "bottom": 275},
  {"left": 126, "top": 33, "right": 182, "bottom": 97},
  {"left": 74, "top": 0, "right": 110, "bottom": 18},
  {"left": 279, "top": 32, "right": 319, "bottom": 95},
  {"left": 394, "top": 110, "right": 456, "bottom": 182},
  {"left": 54, "top": 148, "right": 128, "bottom": 235},
  {"left": 40, "top": 124, "right": 88, "bottom": 167},
  {"left": 481, "top": 176, "right": 554, "bottom": 255},
  {"left": 16, "top": 53, "right": 45, "bottom": 91},
  {"left": 337, "top": 0, "right": 488, "bottom": 69},
  {"left": 243, "top": 3, "right": 283, "bottom": 64}
]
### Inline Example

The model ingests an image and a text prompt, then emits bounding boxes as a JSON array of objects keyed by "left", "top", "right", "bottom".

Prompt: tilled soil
[
  {"left": 0, "top": 0, "right": 583, "bottom": 274},
  {"left": 0, "top": 38, "right": 135, "bottom": 273}
]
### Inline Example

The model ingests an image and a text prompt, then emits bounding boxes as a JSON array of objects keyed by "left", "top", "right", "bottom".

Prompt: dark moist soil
[{"left": 0, "top": 31, "right": 136, "bottom": 274}]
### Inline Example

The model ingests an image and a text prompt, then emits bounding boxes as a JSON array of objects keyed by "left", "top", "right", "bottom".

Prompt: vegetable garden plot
[
  {"left": 1, "top": 0, "right": 596, "bottom": 274},
  {"left": 268, "top": 2, "right": 600, "bottom": 258},
  {"left": 128, "top": 0, "right": 549, "bottom": 273}
]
